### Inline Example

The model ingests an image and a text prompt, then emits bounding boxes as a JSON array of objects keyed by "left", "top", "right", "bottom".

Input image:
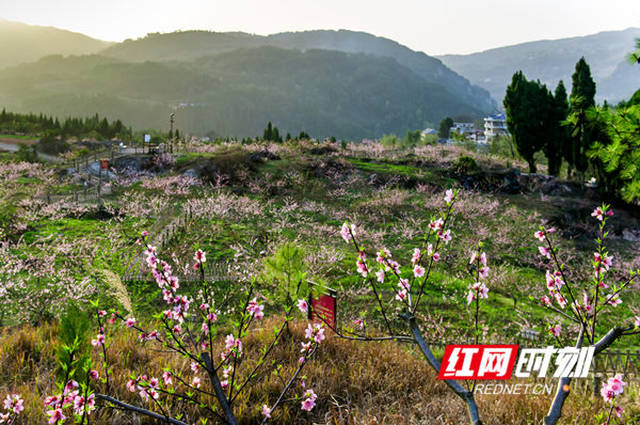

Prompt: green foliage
[
  {"left": 504, "top": 71, "right": 557, "bottom": 173},
  {"left": 451, "top": 155, "right": 481, "bottom": 175},
  {"left": 438, "top": 117, "right": 454, "bottom": 138},
  {"left": 0, "top": 45, "right": 485, "bottom": 140},
  {"left": 544, "top": 80, "right": 569, "bottom": 176},
  {"left": 589, "top": 105, "right": 640, "bottom": 202},
  {"left": 56, "top": 305, "right": 92, "bottom": 383},
  {"left": 262, "top": 121, "right": 283, "bottom": 143},
  {"left": 16, "top": 143, "right": 38, "bottom": 162},
  {"left": 263, "top": 243, "right": 307, "bottom": 303},
  {"left": 36, "top": 132, "right": 70, "bottom": 155},
  {"left": 566, "top": 57, "right": 597, "bottom": 175},
  {"left": 489, "top": 135, "right": 515, "bottom": 159},
  {"left": 402, "top": 130, "right": 422, "bottom": 147},
  {"left": 380, "top": 134, "right": 399, "bottom": 147}
]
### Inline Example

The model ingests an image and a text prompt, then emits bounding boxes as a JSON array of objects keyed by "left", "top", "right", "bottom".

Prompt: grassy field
[{"left": 0, "top": 139, "right": 638, "bottom": 424}]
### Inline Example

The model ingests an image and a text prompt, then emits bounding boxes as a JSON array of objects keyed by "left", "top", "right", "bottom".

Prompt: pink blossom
[
  {"left": 607, "top": 374, "right": 627, "bottom": 395},
  {"left": 301, "top": 398, "right": 316, "bottom": 411},
  {"left": 354, "top": 318, "right": 364, "bottom": 328},
  {"left": 262, "top": 405, "right": 272, "bottom": 418},
  {"left": 340, "top": 222, "right": 354, "bottom": 243},
  {"left": 469, "top": 251, "right": 478, "bottom": 264},
  {"left": 247, "top": 298, "right": 264, "bottom": 319},
  {"left": 192, "top": 377, "right": 201, "bottom": 388},
  {"left": 411, "top": 248, "right": 421, "bottom": 265},
  {"left": 606, "top": 294, "right": 622, "bottom": 307},
  {"left": 126, "top": 379, "right": 136, "bottom": 392},
  {"left": 479, "top": 252, "right": 487, "bottom": 266},
  {"left": 398, "top": 278, "right": 410, "bottom": 290},
  {"left": 466, "top": 290, "right": 475, "bottom": 305},
  {"left": 162, "top": 371, "right": 173, "bottom": 386},
  {"left": 125, "top": 318, "right": 136, "bottom": 328},
  {"left": 614, "top": 406, "right": 623, "bottom": 418},
  {"left": 600, "top": 385, "right": 615, "bottom": 403},
  {"left": 396, "top": 289, "right": 407, "bottom": 302},
  {"left": 301, "top": 389, "right": 317, "bottom": 411},
  {"left": 297, "top": 299, "right": 308, "bottom": 313},
  {"left": 634, "top": 316, "right": 640, "bottom": 327},
  {"left": 356, "top": 258, "right": 368, "bottom": 277},
  {"left": 193, "top": 249, "right": 206, "bottom": 263},
  {"left": 478, "top": 266, "right": 489, "bottom": 280},
  {"left": 376, "top": 269, "right": 385, "bottom": 283},
  {"left": 46, "top": 408, "right": 65, "bottom": 424},
  {"left": 534, "top": 230, "right": 545, "bottom": 242},
  {"left": 432, "top": 253, "right": 440, "bottom": 262},
  {"left": 376, "top": 247, "right": 391, "bottom": 264},
  {"left": 91, "top": 333, "right": 105, "bottom": 346},
  {"left": 89, "top": 370, "right": 99, "bottom": 380},
  {"left": 541, "top": 296, "right": 552, "bottom": 306},
  {"left": 443, "top": 188, "right": 455, "bottom": 204},
  {"left": 439, "top": 229, "right": 452, "bottom": 244},
  {"left": 429, "top": 218, "right": 444, "bottom": 231},
  {"left": 413, "top": 265, "right": 425, "bottom": 278},
  {"left": 591, "top": 207, "right": 604, "bottom": 221},
  {"left": 538, "top": 246, "right": 551, "bottom": 259},
  {"left": 549, "top": 324, "right": 561, "bottom": 337}
]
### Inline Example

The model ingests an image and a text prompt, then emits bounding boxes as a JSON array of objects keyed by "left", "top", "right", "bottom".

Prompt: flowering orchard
[
  {"left": 334, "top": 189, "right": 639, "bottom": 425},
  {"left": 81, "top": 236, "right": 323, "bottom": 425}
]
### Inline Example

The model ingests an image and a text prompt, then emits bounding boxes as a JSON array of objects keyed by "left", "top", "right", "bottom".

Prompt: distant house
[
  {"left": 484, "top": 113, "right": 509, "bottom": 139},
  {"left": 450, "top": 122, "right": 475, "bottom": 136},
  {"left": 421, "top": 128, "right": 438, "bottom": 136}
]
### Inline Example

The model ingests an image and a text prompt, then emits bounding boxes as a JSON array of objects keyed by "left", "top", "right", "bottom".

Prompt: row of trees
[
  {"left": 0, "top": 109, "right": 131, "bottom": 141},
  {"left": 504, "top": 58, "right": 593, "bottom": 176},
  {"left": 260, "top": 121, "right": 312, "bottom": 143},
  {"left": 504, "top": 49, "right": 640, "bottom": 203}
]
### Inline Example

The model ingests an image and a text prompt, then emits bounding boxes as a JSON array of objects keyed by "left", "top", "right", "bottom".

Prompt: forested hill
[
  {"left": 0, "top": 18, "right": 113, "bottom": 69},
  {"left": 101, "top": 29, "right": 496, "bottom": 113},
  {"left": 0, "top": 47, "right": 483, "bottom": 139},
  {"left": 438, "top": 27, "right": 640, "bottom": 104}
]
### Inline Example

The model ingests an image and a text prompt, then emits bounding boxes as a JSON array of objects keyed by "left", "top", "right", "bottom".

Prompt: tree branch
[
  {"left": 404, "top": 314, "right": 482, "bottom": 425},
  {"left": 95, "top": 394, "right": 188, "bottom": 425}
]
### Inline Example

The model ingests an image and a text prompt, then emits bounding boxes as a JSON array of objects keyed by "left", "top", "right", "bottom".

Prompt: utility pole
[{"left": 169, "top": 112, "right": 175, "bottom": 154}]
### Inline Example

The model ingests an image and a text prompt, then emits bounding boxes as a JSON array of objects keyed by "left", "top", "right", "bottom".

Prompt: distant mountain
[
  {"left": 0, "top": 18, "right": 113, "bottom": 69},
  {"left": 0, "top": 48, "right": 483, "bottom": 139},
  {"left": 101, "top": 29, "right": 496, "bottom": 112},
  {"left": 438, "top": 28, "right": 640, "bottom": 104}
]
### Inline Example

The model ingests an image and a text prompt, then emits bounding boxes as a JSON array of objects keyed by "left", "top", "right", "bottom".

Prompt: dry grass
[{"left": 0, "top": 318, "right": 638, "bottom": 424}]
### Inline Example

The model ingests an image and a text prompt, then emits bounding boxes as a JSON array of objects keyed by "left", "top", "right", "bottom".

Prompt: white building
[
  {"left": 484, "top": 113, "right": 509, "bottom": 139},
  {"left": 450, "top": 122, "right": 475, "bottom": 135}
]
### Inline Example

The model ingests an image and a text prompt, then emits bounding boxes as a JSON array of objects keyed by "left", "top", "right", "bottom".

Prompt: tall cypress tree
[
  {"left": 504, "top": 71, "right": 548, "bottom": 173},
  {"left": 567, "top": 57, "right": 597, "bottom": 177},
  {"left": 544, "top": 80, "right": 569, "bottom": 176}
]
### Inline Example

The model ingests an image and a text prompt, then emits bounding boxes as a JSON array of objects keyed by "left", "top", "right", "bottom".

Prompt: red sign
[
  {"left": 100, "top": 159, "right": 109, "bottom": 170},
  {"left": 438, "top": 345, "right": 519, "bottom": 380},
  {"left": 310, "top": 293, "right": 336, "bottom": 329}
]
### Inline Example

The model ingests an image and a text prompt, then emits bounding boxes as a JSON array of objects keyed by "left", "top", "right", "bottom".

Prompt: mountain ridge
[
  {"left": 0, "top": 18, "right": 113, "bottom": 69},
  {"left": 438, "top": 27, "right": 640, "bottom": 103}
]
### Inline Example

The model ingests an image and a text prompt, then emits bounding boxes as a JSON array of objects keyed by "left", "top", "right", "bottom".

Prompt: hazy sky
[{"left": 1, "top": 0, "right": 639, "bottom": 55}]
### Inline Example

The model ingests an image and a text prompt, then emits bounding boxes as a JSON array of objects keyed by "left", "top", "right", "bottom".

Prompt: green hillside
[
  {"left": 101, "top": 29, "right": 496, "bottom": 112},
  {"left": 0, "top": 18, "right": 112, "bottom": 69},
  {"left": 0, "top": 47, "right": 482, "bottom": 139}
]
